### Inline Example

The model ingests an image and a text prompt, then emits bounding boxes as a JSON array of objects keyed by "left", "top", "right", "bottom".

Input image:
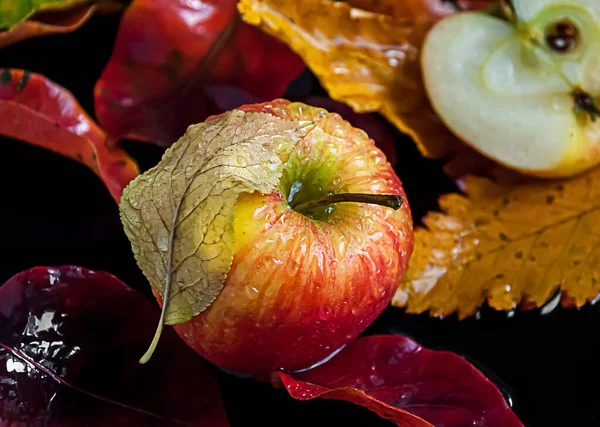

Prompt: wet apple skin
[{"left": 170, "top": 100, "right": 414, "bottom": 380}]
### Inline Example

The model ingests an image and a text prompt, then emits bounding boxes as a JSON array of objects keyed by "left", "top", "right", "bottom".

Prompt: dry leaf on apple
[
  {"left": 238, "top": 0, "right": 500, "bottom": 178},
  {"left": 119, "top": 109, "right": 313, "bottom": 362},
  {"left": 394, "top": 168, "right": 600, "bottom": 318}
]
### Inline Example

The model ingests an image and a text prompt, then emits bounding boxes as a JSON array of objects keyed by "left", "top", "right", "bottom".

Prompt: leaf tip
[{"left": 139, "top": 318, "right": 164, "bottom": 364}]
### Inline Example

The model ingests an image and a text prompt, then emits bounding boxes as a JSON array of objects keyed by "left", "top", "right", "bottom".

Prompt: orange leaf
[
  {"left": 393, "top": 168, "right": 600, "bottom": 319},
  {"left": 238, "top": 0, "right": 496, "bottom": 177},
  {"left": 0, "top": 69, "right": 139, "bottom": 202}
]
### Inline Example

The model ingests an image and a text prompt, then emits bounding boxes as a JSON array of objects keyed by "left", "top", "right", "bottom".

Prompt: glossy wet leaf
[
  {"left": 394, "top": 168, "right": 600, "bottom": 318},
  {"left": 0, "top": 266, "right": 230, "bottom": 426},
  {"left": 94, "top": 0, "right": 305, "bottom": 147},
  {"left": 281, "top": 334, "right": 522, "bottom": 427},
  {"left": 0, "top": 69, "right": 139, "bottom": 202},
  {"left": 119, "top": 109, "right": 313, "bottom": 361},
  {"left": 238, "top": 0, "right": 497, "bottom": 178}
]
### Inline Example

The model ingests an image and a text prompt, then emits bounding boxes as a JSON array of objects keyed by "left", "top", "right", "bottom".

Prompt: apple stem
[{"left": 294, "top": 193, "right": 404, "bottom": 213}]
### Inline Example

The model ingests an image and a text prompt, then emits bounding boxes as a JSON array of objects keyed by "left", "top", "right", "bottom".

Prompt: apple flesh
[
  {"left": 170, "top": 100, "right": 414, "bottom": 381},
  {"left": 422, "top": 0, "right": 600, "bottom": 177}
]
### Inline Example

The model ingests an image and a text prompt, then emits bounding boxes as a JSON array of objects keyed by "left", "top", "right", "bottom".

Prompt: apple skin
[{"left": 166, "top": 99, "right": 413, "bottom": 381}]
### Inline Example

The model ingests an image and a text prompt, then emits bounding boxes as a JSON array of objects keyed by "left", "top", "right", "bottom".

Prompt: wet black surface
[{"left": 1, "top": 12, "right": 600, "bottom": 427}]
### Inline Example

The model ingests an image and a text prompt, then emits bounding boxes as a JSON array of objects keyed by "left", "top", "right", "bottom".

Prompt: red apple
[{"left": 123, "top": 99, "right": 413, "bottom": 381}]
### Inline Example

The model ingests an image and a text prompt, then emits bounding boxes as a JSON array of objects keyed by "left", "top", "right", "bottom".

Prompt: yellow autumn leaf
[
  {"left": 393, "top": 168, "right": 600, "bottom": 319},
  {"left": 238, "top": 0, "right": 497, "bottom": 177}
]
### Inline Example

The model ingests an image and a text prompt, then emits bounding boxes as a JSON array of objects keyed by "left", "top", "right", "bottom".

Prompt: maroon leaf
[
  {"left": 280, "top": 335, "right": 522, "bottom": 427},
  {"left": 0, "top": 266, "right": 230, "bottom": 426},
  {"left": 94, "top": 0, "right": 305, "bottom": 146}
]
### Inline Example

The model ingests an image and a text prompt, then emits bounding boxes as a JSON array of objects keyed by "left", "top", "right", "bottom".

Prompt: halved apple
[{"left": 422, "top": 0, "right": 600, "bottom": 177}]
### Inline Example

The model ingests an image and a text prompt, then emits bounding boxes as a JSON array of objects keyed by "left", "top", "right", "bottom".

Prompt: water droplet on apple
[
  {"left": 318, "top": 306, "right": 332, "bottom": 321},
  {"left": 287, "top": 180, "right": 303, "bottom": 203}
]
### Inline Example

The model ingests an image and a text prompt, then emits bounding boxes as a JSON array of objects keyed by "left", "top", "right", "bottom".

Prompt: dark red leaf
[
  {"left": 94, "top": 0, "right": 305, "bottom": 146},
  {"left": 0, "top": 266, "right": 230, "bottom": 426},
  {"left": 280, "top": 335, "right": 522, "bottom": 427},
  {"left": 300, "top": 96, "right": 397, "bottom": 165},
  {"left": 0, "top": 69, "right": 139, "bottom": 202}
]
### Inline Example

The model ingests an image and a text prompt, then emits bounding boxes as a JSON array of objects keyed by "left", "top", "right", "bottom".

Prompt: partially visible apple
[
  {"left": 169, "top": 100, "right": 413, "bottom": 381},
  {"left": 422, "top": 0, "right": 600, "bottom": 177}
]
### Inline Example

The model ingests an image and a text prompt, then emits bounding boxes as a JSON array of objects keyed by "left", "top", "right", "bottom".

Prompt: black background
[{"left": 1, "top": 12, "right": 599, "bottom": 427}]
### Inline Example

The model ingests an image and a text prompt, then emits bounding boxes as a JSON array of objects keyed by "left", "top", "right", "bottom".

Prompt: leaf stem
[
  {"left": 139, "top": 150, "right": 190, "bottom": 365},
  {"left": 293, "top": 193, "right": 404, "bottom": 213},
  {"left": 139, "top": 313, "right": 165, "bottom": 364}
]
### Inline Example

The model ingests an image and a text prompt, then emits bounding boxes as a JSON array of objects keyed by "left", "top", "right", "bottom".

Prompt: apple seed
[{"left": 545, "top": 20, "right": 578, "bottom": 53}]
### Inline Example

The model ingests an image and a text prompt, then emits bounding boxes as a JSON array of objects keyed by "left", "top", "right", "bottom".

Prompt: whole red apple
[
  {"left": 122, "top": 99, "right": 413, "bottom": 381},
  {"left": 169, "top": 100, "right": 413, "bottom": 380}
]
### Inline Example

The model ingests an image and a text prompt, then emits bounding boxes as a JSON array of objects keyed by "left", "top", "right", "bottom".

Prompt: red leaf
[
  {"left": 0, "top": 69, "right": 139, "bottom": 202},
  {"left": 280, "top": 335, "right": 522, "bottom": 427},
  {"left": 0, "top": 266, "right": 230, "bottom": 426},
  {"left": 94, "top": 0, "right": 305, "bottom": 146}
]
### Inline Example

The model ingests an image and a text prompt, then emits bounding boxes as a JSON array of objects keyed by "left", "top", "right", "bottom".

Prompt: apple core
[{"left": 422, "top": 0, "right": 600, "bottom": 177}]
